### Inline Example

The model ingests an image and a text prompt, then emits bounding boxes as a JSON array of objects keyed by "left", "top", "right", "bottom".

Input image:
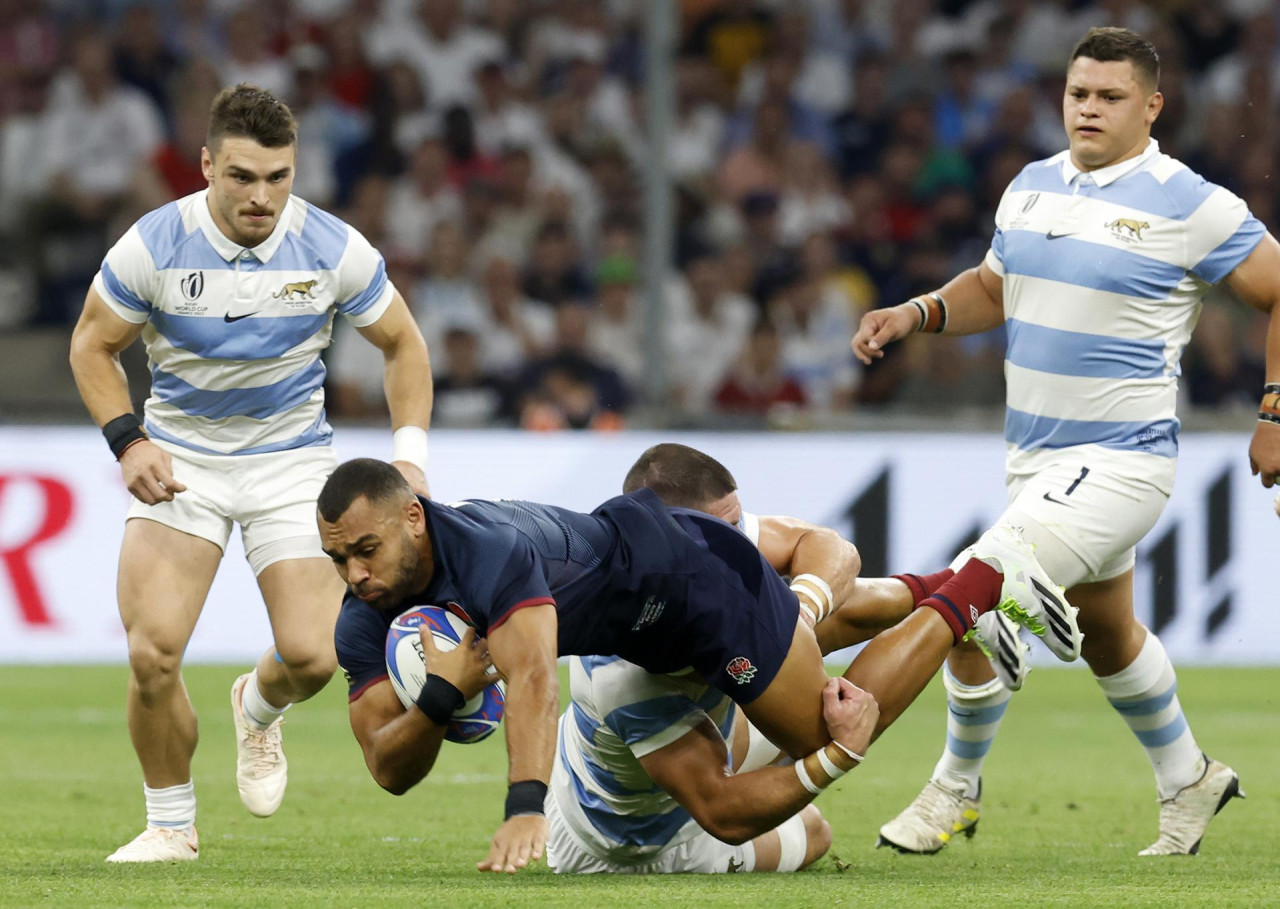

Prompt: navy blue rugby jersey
[{"left": 335, "top": 489, "right": 707, "bottom": 700}]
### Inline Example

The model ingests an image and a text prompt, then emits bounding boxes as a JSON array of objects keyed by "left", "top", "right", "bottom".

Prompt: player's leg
[
  {"left": 879, "top": 492, "right": 1095, "bottom": 853},
  {"left": 742, "top": 805, "right": 831, "bottom": 872},
  {"left": 230, "top": 446, "right": 344, "bottom": 817},
  {"left": 738, "top": 622, "right": 831, "bottom": 759},
  {"left": 816, "top": 566, "right": 964, "bottom": 654},
  {"left": 1075, "top": 568, "right": 1242, "bottom": 855},
  {"left": 254, "top": 556, "right": 344, "bottom": 703},
  {"left": 226, "top": 555, "right": 343, "bottom": 818},
  {"left": 841, "top": 607, "right": 954, "bottom": 738},
  {"left": 108, "top": 518, "right": 223, "bottom": 863}
]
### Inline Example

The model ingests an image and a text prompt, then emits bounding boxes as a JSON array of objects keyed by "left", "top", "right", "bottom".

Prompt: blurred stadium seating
[{"left": 0, "top": 0, "right": 1272, "bottom": 428}]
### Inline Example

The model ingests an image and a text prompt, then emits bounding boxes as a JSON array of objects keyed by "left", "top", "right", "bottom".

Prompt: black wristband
[
  {"left": 102, "top": 413, "right": 148, "bottom": 460},
  {"left": 504, "top": 780, "right": 548, "bottom": 819},
  {"left": 1259, "top": 411, "right": 1280, "bottom": 426},
  {"left": 414, "top": 675, "right": 465, "bottom": 726},
  {"left": 1265, "top": 383, "right": 1280, "bottom": 396}
]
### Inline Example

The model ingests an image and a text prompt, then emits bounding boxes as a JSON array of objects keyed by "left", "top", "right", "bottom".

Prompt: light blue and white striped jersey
[
  {"left": 551, "top": 656, "right": 737, "bottom": 864},
  {"left": 549, "top": 512, "right": 762, "bottom": 864},
  {"left": 986, "top": 140, "right": 1265, "bottom": 482},
  {"left": 93, "top": 190, "right": 394, "bottom": 455}
]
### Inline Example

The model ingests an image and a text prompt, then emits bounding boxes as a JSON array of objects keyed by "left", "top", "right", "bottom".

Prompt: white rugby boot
[
  {"left": 971, "top": 524, "right": 1083, "bottom": 662},
  {"left": 965, "top": 609, "right": 1031, "bottom": 691},
  {"left": 105, "top": 825, "right": 198, "bottom": 863},
  {"left": 1139, "top": 757, "right": 1244, "bottom": 855},
  {"left": 231, "top": 673, "right": 288, "bottom": 817},
  {"left": 876, "top": 780, "right": 980, "bottom": 854},
  {"left": 943, "top": 543, "right": 1030, "bottom": 690}
]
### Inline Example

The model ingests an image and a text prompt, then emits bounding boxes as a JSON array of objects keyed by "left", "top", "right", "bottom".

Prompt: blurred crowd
[{"left": 0, "top": 0, "right": 1273, "bottom": 427}]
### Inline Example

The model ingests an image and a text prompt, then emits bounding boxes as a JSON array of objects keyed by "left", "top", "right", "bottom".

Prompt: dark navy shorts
[{"left": 596, "top": 493, "right": 800, "bottom": 705}]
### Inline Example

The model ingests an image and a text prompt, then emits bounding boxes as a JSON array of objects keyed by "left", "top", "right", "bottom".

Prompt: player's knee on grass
[
  {"left": 799, "top": 805, "right": 832, "bottom": 869},
  {"left": 751, "top": 808, "right": 824, "bottom": 872}
]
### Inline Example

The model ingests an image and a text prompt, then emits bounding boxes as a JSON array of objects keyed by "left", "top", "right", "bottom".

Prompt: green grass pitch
[{"left": 1, "top": 665, "right": 1276, "bottom": 908}]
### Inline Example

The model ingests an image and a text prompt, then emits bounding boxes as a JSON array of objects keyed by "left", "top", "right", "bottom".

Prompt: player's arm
[
  {"left": 69, "top": 287, "right": 186, "bottom": 504},
  {"left": 1223, "top": 233, "right": 1280, "bottom": 487},
  {"left": 348, "top": 680, "right": 449, "bottom": 794},
  {"left": 639, "top": 678, "right": 878, "bottom": 845},
  {"left": 347, "top": 626, "right": 494, "bottom": 794},
  {"left": 354, "top": 289, "right": 434, "bottom": 495},
  {"left": 852, "top": 262, "right": 1004, "bottom": 365},
  {"left": 479, "top": 603, "right": 559, "bottom": 874},
  {"left": 755, "top": 515, "right": 860, "bottom": 626}
]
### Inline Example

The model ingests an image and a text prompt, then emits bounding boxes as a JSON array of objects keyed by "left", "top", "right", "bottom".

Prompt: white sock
[
  {"left": 144, "top": 780, "right": 196, "bottom": 830},
  {"left": 240, "top": 669, "right": 289, "bottom": 730},
  {"left": 1095, "top": 631, "right": 1205, "bottom": 799},
  {"left": 930, "top": 668, "right": 1011, "bottom": 799}
]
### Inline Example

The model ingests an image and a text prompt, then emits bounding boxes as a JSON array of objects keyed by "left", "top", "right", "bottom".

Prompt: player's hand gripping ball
[{"left": 385, "top": 606, "right": 505, "bottom": 743}]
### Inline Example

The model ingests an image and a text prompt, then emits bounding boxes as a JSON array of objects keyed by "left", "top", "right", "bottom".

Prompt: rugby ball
[{"left": 385, "top": 606, "right": 505, "bottom": 743}]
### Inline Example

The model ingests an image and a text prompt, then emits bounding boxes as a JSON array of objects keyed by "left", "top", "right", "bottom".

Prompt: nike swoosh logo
[
  {"left": 1045, "top": 231, "right": 1079, "bottom": 239},
  {"left": 224, "top": 312, "right": 257, "bottom": 323},
  {"left": 1042, "top": 492, "right": 1070, "bottom": 505}
]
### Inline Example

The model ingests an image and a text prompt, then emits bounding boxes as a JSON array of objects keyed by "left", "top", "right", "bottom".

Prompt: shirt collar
[
  {"left": 195, "top": 189, "right": 294, "bottom": 263},
  {"left": 1060, "top": 138, "right": 1159, "bottom": 188}
]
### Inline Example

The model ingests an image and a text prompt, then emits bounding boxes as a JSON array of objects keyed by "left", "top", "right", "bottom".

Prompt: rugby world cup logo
[
  {"left": 180, "top": 271, "right": 204, "bottom": 301},
  {"left": 726, "top": 656, "right": 757, "bottom": 684}
]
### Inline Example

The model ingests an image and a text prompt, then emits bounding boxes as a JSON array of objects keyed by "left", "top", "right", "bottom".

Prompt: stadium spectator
[
  {"left": 112, "top": 3, "right": 178, "bottom": 120},
  {"left": 518, "top": 300, "right": 631, "bottom": 421},
  {"left": 22, "top": 32, "right": 164, "bottom": 323},
  {"left": 386, "top": 137, "right": 463, "bottom": 265},
  {"left": 586, "top": 253, "right": 644, "bottom": 388},
  {"left": 666, "top": 250, "right": 755, "bottom": 414},
  {"left": 431, "top": 321, "right": 515, "bottom": 428},
  {"left": 714, "top": 316, "right": 807, "bottom": 417},
  {"left": 768, "top": 267, "right": 858, "bottom": 411},
  {"left": 522, "top": 219, "right": 592, "bottom": 305},
  {"left": 0, "top": 0, "right": 1274, "bottom": 421},
  {"left": 474, "top": 254, "right": 555, "bottom": 376}
]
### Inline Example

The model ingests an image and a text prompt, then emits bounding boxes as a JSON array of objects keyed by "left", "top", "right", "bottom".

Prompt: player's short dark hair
[
  {"left": 208, "top": 83, "right": 297, "bottom": 152},
  {"left": 317, "top": 458, "right": 413, "bottom": 523},
  {"left": 1069, "top": 27, "right": 1159, "bottom": 91},
  {"left": 622, "top": 444, "right": 738, "bottom": 509}
]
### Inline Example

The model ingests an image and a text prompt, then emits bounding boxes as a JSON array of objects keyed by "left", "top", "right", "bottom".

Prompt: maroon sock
[
  {"left": 893, "top": 568, "right": 956, "bottom": 607},
  {"left": 919, "top": 560, "right": 1002, "bottom": 643}
]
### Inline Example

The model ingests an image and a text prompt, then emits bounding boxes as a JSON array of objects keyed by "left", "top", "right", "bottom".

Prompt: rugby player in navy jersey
[{"left": 320, "top": 457, "right": 1077, "bottom": 873}]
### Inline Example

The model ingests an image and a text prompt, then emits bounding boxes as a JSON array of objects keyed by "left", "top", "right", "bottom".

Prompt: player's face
[
  {"left": 319, "top": 496, "right": 428, "bottom": 609},
  {"left": 700, "top": 490, "right": 743, "bottom": 527},
  {"left": 201, "top": 136, "right": 296, "bottom": 248},
  {"left": 1063, "top": 57, "right": 1162, "bottom": 172}
]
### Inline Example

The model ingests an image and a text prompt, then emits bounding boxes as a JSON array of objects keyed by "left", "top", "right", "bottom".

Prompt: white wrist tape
[
  {"left": 829, "top": 739, "right": 865, "bottom": 764},
  {"left": 790, "top": 574, "right": 833, "bottom": 623},
  {"left": 795, "top": 740, "right": 862, "bottom": 796},
  {"left": 391, "top": 426, "right": 429, "bottom": 473},
  {"left": 794, "top": 759, "right": 822, "bottom": 795}
]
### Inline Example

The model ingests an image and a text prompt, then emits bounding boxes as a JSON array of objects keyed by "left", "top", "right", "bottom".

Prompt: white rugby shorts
[
  {"left": 125, "top": 440, "right": 337, "bottom": 575},
  {"left": 997, "top": 449, "right": 1171, "bottom": 587},
  {"left": 545, "top": 790, "right": 754, "bottom": 875}
]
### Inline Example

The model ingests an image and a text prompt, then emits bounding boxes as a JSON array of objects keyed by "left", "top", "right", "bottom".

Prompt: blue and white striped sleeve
[
  {"left": 93, "top": 225, "right": 156, "bottom": 323},
  {"left": 1185, "top": 185, "right": 1267, "bottom": 284},
  {"left": 983, "top": 182, "right": 1015, "bottom": 278},
  {"left": 335, "top": 225, "right": 395, "bottom": 327}
]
